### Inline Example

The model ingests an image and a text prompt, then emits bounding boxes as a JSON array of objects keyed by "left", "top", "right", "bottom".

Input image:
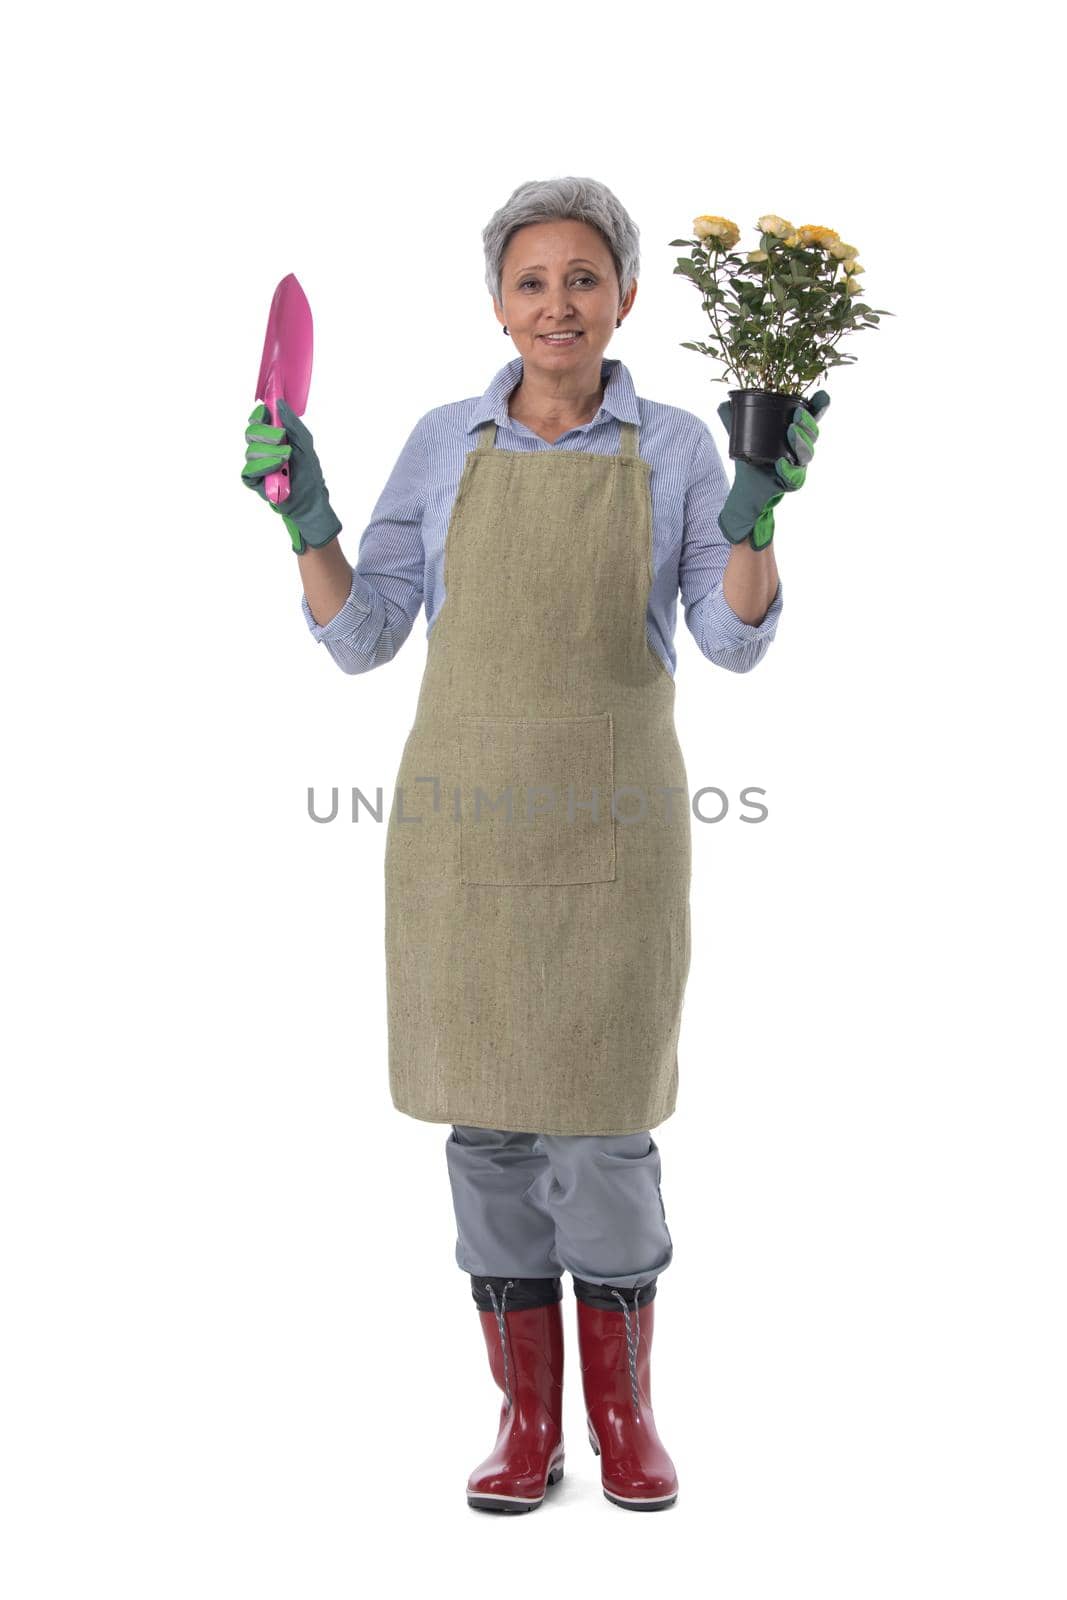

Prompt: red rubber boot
[
  {"left": 466, "top": 1276, "right": 566, "bottom": 1513},
  {"left": 574, "top": 1276, "right": 678, "bottom": 1510}
]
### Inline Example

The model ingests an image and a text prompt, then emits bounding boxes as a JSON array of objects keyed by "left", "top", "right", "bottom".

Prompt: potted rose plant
[{"left": 670, "top": 214, "right": 893, "bottom": 467}]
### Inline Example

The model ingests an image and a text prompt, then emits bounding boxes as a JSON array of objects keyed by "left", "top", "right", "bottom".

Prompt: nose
[{"left": 544, "top": 287, "right": 577, "bottom": 321}]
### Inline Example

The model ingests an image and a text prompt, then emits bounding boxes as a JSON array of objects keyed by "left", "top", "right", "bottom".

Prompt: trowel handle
[{"left": 263, "top": 369, "right": 291, "bottom": 506}]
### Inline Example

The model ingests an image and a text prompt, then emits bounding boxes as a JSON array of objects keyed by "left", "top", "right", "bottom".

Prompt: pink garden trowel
[{"left": 255, "top": 273, "right": 314, "bottom": 505}]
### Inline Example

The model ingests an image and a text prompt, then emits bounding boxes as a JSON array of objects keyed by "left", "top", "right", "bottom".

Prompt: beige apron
[{"left": 384, "top": 415, "right": 692, "bottom": 1135}]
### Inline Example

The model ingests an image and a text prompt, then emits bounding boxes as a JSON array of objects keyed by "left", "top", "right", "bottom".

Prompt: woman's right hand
[{"left": 241, "top": 397, "right": 343, "bottom": 554}]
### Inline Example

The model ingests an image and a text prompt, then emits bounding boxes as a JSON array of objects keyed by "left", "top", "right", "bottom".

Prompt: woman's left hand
[{"left": 716, "top": 390, "right": 830, "bottom": 550}]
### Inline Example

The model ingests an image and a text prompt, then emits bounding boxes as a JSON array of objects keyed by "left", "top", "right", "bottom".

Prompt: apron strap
[{"left": 477, "top": 419, "right": 497, "bottom": 449}]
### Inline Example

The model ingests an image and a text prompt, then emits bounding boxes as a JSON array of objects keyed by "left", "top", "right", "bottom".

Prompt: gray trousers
[{"left": 445, "top": 1125, "right": 674, "bottom": 1291}]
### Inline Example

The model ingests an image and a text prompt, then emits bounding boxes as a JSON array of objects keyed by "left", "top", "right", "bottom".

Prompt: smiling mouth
[{"left": 539, "top": 332, "right": 583, "bottom": 341}]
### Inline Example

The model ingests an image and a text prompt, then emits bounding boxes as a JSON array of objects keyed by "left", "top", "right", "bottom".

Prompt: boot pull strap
[
  {"left": 610, "top": 1287, "right": 643, "bottom": 1421},
  {"left": 485, "top": 1279, "right": 515, "bottom": 1409}
]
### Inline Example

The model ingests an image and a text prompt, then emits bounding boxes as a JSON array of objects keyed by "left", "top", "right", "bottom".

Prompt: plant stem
[
  {"left": 706, "top": 242, "right": 743, "bottom": 387},
  {"left": 761, "top": 249, "right": 770, "bottom": 386},
  {"left": 772, "top": 271, "right": 786, "bottom": 391}
]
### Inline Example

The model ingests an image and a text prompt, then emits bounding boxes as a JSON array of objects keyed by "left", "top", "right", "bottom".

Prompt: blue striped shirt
[{"left": 301, "top": 356, "right": 783, "bottom": 676}]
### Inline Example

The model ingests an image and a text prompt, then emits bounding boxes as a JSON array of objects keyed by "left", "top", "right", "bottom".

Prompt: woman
[{"left": 242, "top": 176, "right": 827, "bottom": 1515}]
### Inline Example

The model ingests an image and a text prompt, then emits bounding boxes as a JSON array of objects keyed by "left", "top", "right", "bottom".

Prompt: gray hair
[{"left": 482, "top": 176, "right": 640, "bottom": 310}]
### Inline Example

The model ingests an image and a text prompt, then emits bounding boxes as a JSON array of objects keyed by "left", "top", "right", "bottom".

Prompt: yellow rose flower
[
  {"left": 757, "top": 214, "right": 795, "bottom": 238},
  {"left": 845, "top": 276, "right": 862, "bottom": 294},
  {"left": 783, "top": 234, "right": 800, "bottom": 249},
  {"left": 844, "top": 258, "right": 864, "bottom": 274},
  {"left": 692, "top": 214, "right": 740, "bottom": 249},
  {"left": 747, "top": 249, "right": 769, "bottom": 263},
  {"left": 796, "top": 224, "right": 841, "bottom": 249}
]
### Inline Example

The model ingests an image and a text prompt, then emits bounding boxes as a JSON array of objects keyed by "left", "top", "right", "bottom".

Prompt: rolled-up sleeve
[
  {"left": 678, "top": 421, "right": 783, "bottom": 673},
  {"left": 302, "top": 415, "right": 427, "bottom": 674}
]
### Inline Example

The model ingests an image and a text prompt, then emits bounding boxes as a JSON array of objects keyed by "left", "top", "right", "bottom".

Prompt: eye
[{"left": 518, "top": 275, "right": 598, "bottom": 290}]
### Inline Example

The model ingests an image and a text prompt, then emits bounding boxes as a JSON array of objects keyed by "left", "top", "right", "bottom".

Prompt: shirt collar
[{"left": 466, "top": 355, "right": 640, "bottom": 435}]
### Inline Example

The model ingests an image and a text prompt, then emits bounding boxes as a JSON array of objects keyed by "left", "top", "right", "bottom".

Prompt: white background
[{"left": 3, "top": 3, "right": 1063, "bottom": 1595}]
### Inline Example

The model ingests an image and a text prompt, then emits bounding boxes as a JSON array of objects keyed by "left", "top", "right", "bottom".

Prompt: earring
[
  {"left": 616, "top": 318, "right": 622, "bottom": 328},
  {"left": 503, "top": 324, "right": 508, "bottom": 335}
]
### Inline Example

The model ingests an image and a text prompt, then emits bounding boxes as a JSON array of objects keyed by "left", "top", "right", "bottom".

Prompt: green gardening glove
[
  {"left": 715, "top": 390, "right": 830, "bottom": 551},
  {"left": 241, "top": 396, "right": 342, "bottom": 554}
]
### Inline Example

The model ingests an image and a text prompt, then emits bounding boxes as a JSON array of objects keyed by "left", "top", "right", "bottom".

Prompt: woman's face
[{"left": 495, "top": 219, "right": 636, "bottom": 378}]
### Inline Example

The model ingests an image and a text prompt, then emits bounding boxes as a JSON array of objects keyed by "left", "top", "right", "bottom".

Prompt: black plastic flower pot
[{"left": 727, "top": 389, "right": 801, "bottom": 466}]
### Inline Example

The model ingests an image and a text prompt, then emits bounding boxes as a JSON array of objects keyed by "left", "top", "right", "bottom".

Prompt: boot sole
[
  {"left": 467, "top": 1459, "right": 565, "bottom": 1513},
  {"left": 587, "top": 1422, "right": 678, "bottom": 1510}
]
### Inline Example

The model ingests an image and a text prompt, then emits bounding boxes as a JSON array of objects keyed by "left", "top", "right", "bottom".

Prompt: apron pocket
[{"left": 459, "top": 713, "right": 616, "bottom": 886}]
